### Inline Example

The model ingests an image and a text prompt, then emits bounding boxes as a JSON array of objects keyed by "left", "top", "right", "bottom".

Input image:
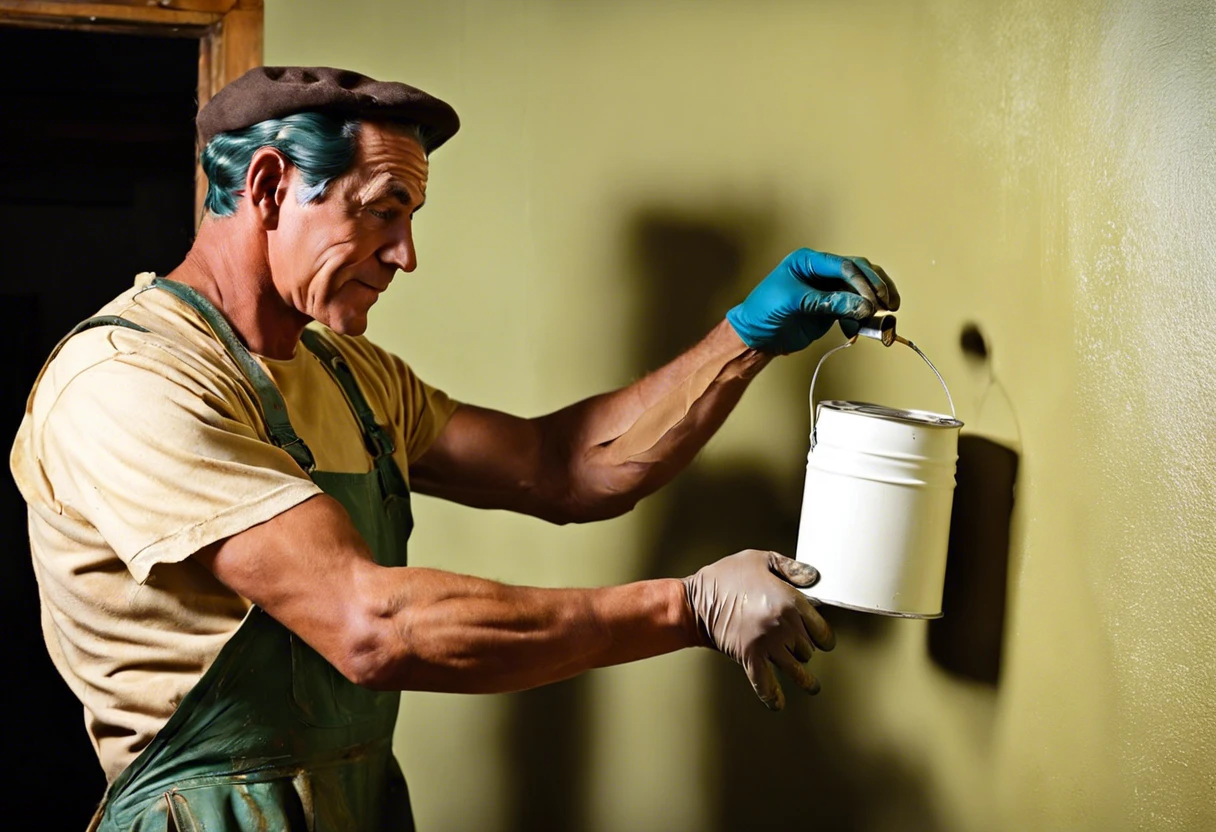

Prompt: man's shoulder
[{"left": 29, "top": 276, "right": 251, "bottom": 426}]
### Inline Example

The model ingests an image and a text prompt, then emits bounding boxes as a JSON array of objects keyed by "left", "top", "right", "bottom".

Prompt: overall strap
[
  {"left": 49, "top": 315, "right": 150, "bottom": 363},
  {"left": 29, "top": 316, "right": 152, "bottom": 409},
  {"left": 148, "top": 277, "right": 316, "bottom": 474},
  {"left": 298, "top": 328, "right": 396, "bottom": 461},
  {"left": 298, "top": 328, "right": 410, "bottom": 500},
  {"left": 69, "top": 315, "right": 149, "bottom": 336}
]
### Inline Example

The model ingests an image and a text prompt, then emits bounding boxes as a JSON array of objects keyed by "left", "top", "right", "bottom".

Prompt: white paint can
[{"left": 795, "top": 335, "right": 963, "bottom": 618}]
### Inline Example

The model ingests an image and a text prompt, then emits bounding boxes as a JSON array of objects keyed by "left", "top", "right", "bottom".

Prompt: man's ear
[{"left": 246, "top": 147, "right": 291, "bottom": 230}]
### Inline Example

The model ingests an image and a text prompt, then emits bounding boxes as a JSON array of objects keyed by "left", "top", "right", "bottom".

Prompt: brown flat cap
[{"left": 196, "top": 66, "right": 460, "bottom": 150}]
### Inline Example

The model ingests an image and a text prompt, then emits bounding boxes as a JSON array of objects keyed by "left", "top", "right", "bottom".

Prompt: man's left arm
[{"left": 410, "top": 247, "right": 898, "bottom": 524}]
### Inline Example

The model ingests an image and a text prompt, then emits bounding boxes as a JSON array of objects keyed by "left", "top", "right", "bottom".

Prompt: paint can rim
[{"left": 819, "top": 399, "right": 964, "bottom": 429}]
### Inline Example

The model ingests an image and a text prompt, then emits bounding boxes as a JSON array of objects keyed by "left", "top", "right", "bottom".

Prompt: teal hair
[{"left": 200, "top": 112, "right": 362, "bottom": 217}]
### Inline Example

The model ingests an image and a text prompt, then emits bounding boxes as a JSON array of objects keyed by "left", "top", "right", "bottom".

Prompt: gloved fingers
[
  {"left": 867, "top": 261, "right": 901, "bottom": 311},
  {"left": 745, "top": 654, "right": 785, "bottom": 711},
  {"left": 787, "top": 248, "right": 895, "bottom": 307},
  {"left": 839, "top": 318, "right": 861, "bottom": 339},
  {"left": 771, "top": 558, "right": 834, "bottom": 648},
  {"left": 772, "top": 647, "right": 821, "bottom": 696},
  {"left": 788, "top": 248, "right": 848, "bottom": 280},
  {"left": 788, "top": 249, "right": 874, "bottom": 303},
  {"left": 793, "top": 591, "right": 836, "bottom": 652},
  {"left": 799, "top": 290, "right": 875, "bottom": 323},
  {"left": 766, "top": 551, "right": 819, "bottom": 588},
  {"left": 839, "top": 259, "right": 882, "bottom": 310},
  {"left": 845, "top": 257, "right": 898, "bottom": 310},
  {"left": 779, "top": 603, "right": 816, "bottom": 661},
  {"left": 786, "top": 631, "right": 814, "bottom": 663}
]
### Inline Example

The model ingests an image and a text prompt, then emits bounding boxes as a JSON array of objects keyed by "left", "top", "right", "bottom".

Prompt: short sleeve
[
  {"left": 322, "top": 332, "right": 458, "bottom": 466},
  {"left": 36, "top": 349, "right": 322, "bottom": 584},
  {"left": 397, "top": 359, "right": 458, "bottom": 464}
]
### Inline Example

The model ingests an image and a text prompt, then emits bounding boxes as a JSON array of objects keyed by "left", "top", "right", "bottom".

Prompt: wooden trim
[
  {"left": 55, "top": 0, "right": 238, "bottom": 12},
  {"left": 0, "top": 2, "right": 220, "bottom": 33},
  {"left": 196, "top": 4, "right": 263, "bottom": 221},
  {"left": 0, "top": 0, "right": 263, "bottom": 223}
]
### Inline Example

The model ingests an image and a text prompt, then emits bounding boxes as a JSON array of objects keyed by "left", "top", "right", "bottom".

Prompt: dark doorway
[{"left": 0, "top": 25, "right": 197, "bottom": 825}]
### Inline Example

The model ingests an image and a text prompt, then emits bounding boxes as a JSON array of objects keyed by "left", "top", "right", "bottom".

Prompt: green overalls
[{"left": 58, "top": 279, "right": 417, "bottom": 831}]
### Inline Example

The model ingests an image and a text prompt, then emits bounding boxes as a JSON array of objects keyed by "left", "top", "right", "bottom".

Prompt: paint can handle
[{"left": 809, "top": 335, "right": 957, "bottom": 448}]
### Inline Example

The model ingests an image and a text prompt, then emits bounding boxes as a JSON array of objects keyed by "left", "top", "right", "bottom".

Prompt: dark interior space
[{"left": 0, "top": 25, "right": 198, "bottom": 824}]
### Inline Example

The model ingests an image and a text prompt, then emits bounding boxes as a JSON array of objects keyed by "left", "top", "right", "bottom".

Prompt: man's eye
[{"left": 368, "top": 207, "right": 394, "bottom": 220}]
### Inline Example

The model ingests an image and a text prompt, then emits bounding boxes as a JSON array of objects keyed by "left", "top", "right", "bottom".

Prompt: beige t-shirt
[{"left": 9, "top": 273, "right": 457, "bottom": 782}]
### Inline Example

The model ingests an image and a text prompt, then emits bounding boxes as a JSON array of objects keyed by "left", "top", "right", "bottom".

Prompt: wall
[{"left": 265, "top": 1, "right": 1215, "bottom": 829}]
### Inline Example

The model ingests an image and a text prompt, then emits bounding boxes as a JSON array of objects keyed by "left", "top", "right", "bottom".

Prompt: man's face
[{"left": 267, "top": 120, "right": 429, "bottom": 335}]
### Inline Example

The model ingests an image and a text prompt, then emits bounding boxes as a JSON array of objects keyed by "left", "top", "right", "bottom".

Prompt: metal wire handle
[{"left": 809, "top": 334, "right": 957, "bottom": 448}]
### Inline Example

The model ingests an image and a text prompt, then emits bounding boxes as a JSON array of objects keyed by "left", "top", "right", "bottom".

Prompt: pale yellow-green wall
[{"left": 266, "top": 1, "right": 1215, "bottom": 829}]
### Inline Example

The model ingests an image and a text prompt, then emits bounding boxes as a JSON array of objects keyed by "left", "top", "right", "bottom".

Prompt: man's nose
[{"left": 380, "top": 219, "right": 417, "bottom": 273}]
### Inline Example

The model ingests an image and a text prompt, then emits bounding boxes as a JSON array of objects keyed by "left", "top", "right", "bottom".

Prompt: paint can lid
[{"left": 818, "top": 400, "right": 964, "bottom": 428}]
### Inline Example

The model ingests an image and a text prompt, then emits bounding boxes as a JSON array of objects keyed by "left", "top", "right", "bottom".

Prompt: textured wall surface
[{"left": 266, "top": 1, "right": 1215, "bottom": 829}]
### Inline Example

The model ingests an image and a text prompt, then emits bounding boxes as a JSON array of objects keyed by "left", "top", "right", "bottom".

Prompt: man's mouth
[{"left": 355, "top": 278, "right": 391, "bottom": 293}]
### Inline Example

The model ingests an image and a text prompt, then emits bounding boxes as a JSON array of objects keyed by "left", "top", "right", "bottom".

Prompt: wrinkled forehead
[{"left": 347, "top": 120, "right": 429, "bottom": 201}]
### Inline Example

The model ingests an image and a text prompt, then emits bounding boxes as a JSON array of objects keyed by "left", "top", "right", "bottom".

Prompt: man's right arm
[
  {"left": 24, "top": 329, "right": 831, "bottom": 705},
  {"left": 196, "top": 493, "right": 833, "bottom": 706},
  {"left": 197, "top": 493, "right": 697, "bottom": 693}
]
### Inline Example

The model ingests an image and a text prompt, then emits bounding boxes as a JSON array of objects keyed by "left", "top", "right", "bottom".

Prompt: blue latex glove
[{"left": 726, "top": 248, "right": 901, "bottom": 354}]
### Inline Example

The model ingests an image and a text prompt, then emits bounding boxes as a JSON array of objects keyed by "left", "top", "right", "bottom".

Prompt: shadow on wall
[
  {"left": 497, "top": 211, "right": 1020, "bottom": 830},
  {"left": 626, "top": 212, "right": 937, "bottom": 831},
  {"left": 928, "top": 324, "right": 1021, "bottom": 685},
  {"left": 502, "top": 673, "right": 594, "bottom": 830},
  {"left": 498, "top": 210, "right": 939, "bottom": 830},
  {"left": 930, "top": 432, "right": 1019, "bottom": 685}
]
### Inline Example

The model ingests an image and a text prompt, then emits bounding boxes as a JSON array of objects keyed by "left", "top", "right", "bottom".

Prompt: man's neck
[{"left": 165, "top": 215, "right": 308, "bottom": 360}]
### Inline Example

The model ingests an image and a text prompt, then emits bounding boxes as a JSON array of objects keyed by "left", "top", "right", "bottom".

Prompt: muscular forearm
[
  {"left": 203, "top": 495, "right": 703, "bottom": 694},
  {"left": 412, "top": 248, "right": 895, "bottom": 526},
  {"left": 357, "top": 566, "right": 700, "bottom": 693},
  {"left": 545, "top": 319, "right": 770, "bottom": 517}
]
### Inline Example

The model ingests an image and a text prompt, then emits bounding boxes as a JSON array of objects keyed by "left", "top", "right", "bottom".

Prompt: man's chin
[{"left": 318, "top": 307, "right": 371, "bottom": 336}]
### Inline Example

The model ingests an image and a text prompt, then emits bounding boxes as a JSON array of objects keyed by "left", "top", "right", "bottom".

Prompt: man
[{"left": 11, "top": 67, "right": 897, "bottom": 830}]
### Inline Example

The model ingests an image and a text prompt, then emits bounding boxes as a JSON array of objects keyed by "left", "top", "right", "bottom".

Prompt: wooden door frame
[{"left": 0, "top": 0, "right": 264, "bottom": 222}]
